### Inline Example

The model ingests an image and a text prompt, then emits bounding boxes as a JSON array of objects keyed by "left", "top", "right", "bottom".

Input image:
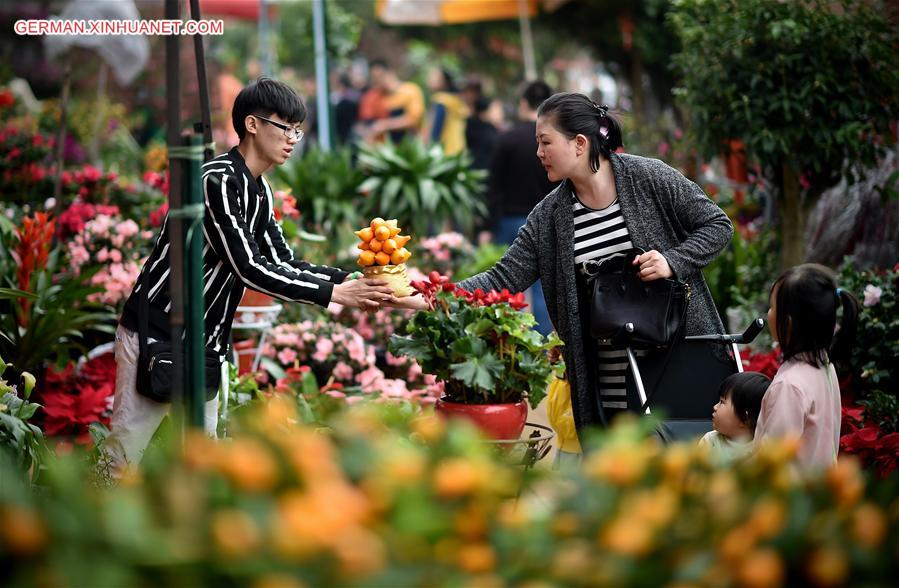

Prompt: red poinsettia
[
  {"left": 38, "top": 353, "right": 116, "bottom": 444},
  {"left": 839, "top": 404, "right": 899, "bottom": 478},
  {"left": 739, "top": 348, "right": 781, "bottom": 379}
]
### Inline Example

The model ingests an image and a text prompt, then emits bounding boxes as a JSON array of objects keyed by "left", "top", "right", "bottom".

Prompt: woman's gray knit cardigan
[{"left": 458, "top": 152, "right": 734, "bottom": 434}]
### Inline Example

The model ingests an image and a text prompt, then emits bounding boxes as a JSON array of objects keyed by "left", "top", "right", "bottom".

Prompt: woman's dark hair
[
  {"left": 770, "top": 263, "right": 859, "bottom": 367},
  {"left": 232, "top": 77, "right": 306, "bottom": 141},
  {"left": 536, "top": 92, "right": 623, "bottom": 173},
  {"left": 719, "top": 371, "right": 771, "bottom": 431}
]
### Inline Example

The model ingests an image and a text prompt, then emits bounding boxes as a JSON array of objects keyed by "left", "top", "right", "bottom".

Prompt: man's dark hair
[
  {"left": 232, "top": 77, "right": 306, "bottom": 142},
  {"left": 369, "top": 59, "right": 389, "bottom": 71},
  {"left": 521, "top": 80, "right": 553, "bottom": 110},
  {"left": 771, "top": 263, "right": 859, "bottom": 367},
  {"left": 473, "top": 96, "right": 492, "bottom": 115},
  {"left": 537, "top": 92, "right": 623, "bottom": 173},
  {"left": 718, "top": 371, "right": 771, "bottom": 431}
]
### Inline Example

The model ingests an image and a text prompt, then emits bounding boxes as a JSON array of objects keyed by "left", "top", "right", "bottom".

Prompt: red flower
[
  {"left": 841, "top": 406, "right": 864, "bottom": 431},
  {"left": 149, "top": 202, "right": 169, "bottom": 228},
  {"left": 285, "top": 365, "right": 310, "bottom": 381},
  {"left": 38, "top": 353, "right": 116, "bottom": 444},
  {"left": 14, "top": 212, "right": 55, "bottom": 322},
  {"left": 739, "top": 349, "right": 781, "bottom": 379},
  {"left": 0, "top": 89, "right": 14, "bottom": 108},
  {"left": 509, "top": 291, "right": 528, "bottom": 310}
]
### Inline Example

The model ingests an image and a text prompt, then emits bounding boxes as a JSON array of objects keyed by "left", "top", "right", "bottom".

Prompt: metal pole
[
  {"left": 165, "top": 0, "right": 187, "bottom": 429},
  {"left": 313, "top": 0, "right": 332, "bottom": 151},
  {"left": 518, "top": 0, "right": 538, "bottom": 81},
  {"left": 183, "top": 133, "right": 206, "bottom": 427},
  {"left": 259, "top": 0, "right": 272, "bottom": 76},
  {"left": 189, "top": 0, "right": 214, "bottom": 162},
  {"left": 51, "top": 57, "right": 71, "bottom": 245}
]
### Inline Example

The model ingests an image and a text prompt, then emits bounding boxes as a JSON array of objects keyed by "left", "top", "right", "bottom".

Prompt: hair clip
[
  {"left": 599, "top": 125, "right": 610, "bottom": 139},
  {"left": 592, "top": 102, "right": 609, "bottom": 114}
]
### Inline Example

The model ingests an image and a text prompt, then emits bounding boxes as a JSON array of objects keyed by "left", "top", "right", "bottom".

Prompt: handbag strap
[{"left": 137, "top": 272, "right": 151, "bottom": 360}]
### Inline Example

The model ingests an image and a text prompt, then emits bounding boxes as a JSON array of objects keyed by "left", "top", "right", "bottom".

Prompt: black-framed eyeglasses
[{"left": 254, "top": 115, "right": 305, "bottom": 141}]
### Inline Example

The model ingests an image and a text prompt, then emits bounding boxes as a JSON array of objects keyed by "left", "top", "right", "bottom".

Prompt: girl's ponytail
[{"left": 830, "top": 287, "right": 859, "bottom": 364}]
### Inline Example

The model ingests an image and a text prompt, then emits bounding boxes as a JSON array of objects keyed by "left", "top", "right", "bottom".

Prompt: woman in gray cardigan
[{"left": 457, "top": 92, "right": 733, "bottom": 435}]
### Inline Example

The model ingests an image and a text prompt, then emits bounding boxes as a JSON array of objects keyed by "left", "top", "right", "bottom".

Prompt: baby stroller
[{"left": 619, "top": 317, "right": 766, "bottom": 443}]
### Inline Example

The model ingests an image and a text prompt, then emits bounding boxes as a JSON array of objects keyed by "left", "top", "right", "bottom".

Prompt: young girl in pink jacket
[{"left": 754, "top": 264, "right": 859, "bottom": 472}]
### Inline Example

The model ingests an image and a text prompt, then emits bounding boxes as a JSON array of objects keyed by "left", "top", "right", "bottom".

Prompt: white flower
[{"left": 863, "top": 284, "right": 882, "bottom": 307}]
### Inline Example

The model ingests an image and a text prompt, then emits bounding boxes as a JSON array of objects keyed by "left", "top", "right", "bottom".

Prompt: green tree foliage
[
  {"left": 544, "top": 0, "right": 679, "bottom": 117},
  {"left": 669, "top": 0, "right": 899, "bottom": 267}
]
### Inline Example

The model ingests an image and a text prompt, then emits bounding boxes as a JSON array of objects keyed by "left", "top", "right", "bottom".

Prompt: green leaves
[
  {"left": 450, "top": 349, "right": 504, "bottom": 392},
  {"left": 272, "top": 147, "right": 366, "bottom": 233},
  {"left": 0, "top": 357, "right": 47, "bottom": 485},
  {"left": 356, "top": 139, "right": 487, "bottom": 235},
  {"left": 670, "top": 0, "right": 899, "bottom": 190}
]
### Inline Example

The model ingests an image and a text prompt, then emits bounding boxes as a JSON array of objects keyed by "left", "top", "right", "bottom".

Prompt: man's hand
[
  {"left": 632, "top": 250, "right": 673, "bottom": 281},
  {"left": 331, "top": 278, "right": 395, "bottom": 312},
  {"left": 381, "top": 293, "right": 432, "bottom": 311}
]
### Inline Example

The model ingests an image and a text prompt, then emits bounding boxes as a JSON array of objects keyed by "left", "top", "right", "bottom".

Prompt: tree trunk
[{"left": 779, "top": 163, "right": 808, "bottom": 269}]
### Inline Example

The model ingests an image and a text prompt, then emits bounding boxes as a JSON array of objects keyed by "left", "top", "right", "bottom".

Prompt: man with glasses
[{"left": 106, "top": 77, "right": 411, "bottom": 474}]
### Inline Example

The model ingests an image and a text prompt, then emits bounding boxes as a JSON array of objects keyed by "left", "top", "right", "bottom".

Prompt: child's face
[{"left": 712, "top": 393, "right": 750, "bottom": 439}]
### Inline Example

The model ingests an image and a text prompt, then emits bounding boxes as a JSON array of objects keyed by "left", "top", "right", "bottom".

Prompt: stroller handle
[{"left": 684, "top": 317, "right": 765, "bottom": 344}]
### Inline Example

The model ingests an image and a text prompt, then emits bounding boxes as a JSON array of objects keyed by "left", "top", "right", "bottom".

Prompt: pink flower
[
  {"left": 313, "top": 338, "right": 334, "bottom": 362},
  {"left": 277, "top": 348, "right": 297, "bottom": 366},
  {"left": 385, "top": 352, "right": 406, "bottom": 366},
  {"left": 332, "top": 361, "right": 354, "bottom": 381},
  {"left": 346, "top": 336, "right": 367, "bottom": 364},
  {"left": 355, "top": 366, "right": 385, "bottom": 389},
  {"left": 863, "top": 284, "right": 882, "bottom": 307},
  {"left": 324, "top": 389, "right": 347, "bottom": 399},
  {"left": 117, "top": 220, "right": 139, "bottom": 238}
]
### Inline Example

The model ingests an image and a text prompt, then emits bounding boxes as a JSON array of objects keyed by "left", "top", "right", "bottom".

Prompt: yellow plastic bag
[{"left": 546, "top": 377, "right": 582, "bottom": 454}]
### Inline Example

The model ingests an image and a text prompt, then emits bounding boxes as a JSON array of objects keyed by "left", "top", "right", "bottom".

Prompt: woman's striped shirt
[{"left": 572, "top": 193, "right": 641, "bottom": 416}]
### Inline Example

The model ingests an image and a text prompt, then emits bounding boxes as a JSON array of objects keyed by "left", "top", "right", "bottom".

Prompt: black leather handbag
[
  {"left": 135, "top": 276, "right": 222, "bottom": 404},
  {"left": 585, "top": 248, "right": 690, "bottom": 347}
]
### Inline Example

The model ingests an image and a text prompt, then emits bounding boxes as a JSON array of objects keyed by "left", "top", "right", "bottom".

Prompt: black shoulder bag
[
  {"left": 586, "top": 248, "right": 689, "bottom": 347},
  {"left": 135, "top": 275, "right": 223, "bottom": 404}
]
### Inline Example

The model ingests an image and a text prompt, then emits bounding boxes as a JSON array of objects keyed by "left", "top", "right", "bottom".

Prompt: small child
[
  {"left": 700, "top": 371, "right": 771, "bottom": 464},
  {"left": 754, "top": 263, "right": 859, "bottom": 472}
]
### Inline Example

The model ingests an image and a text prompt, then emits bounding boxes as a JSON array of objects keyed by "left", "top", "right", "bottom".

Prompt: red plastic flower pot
[
  {"left": 435, "top": 397, "right": 528, "bottom": 440},
  {"left": 239, "top": 290, "right": 275, "bottom": 307}
]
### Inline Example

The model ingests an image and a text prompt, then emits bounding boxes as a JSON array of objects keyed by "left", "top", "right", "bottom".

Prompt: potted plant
[
  {"left": 356, "top": 139, "right": 487, "bottom": 236},
  {"left": 389, "top": 272, "right": 562, "bottom": 439}
]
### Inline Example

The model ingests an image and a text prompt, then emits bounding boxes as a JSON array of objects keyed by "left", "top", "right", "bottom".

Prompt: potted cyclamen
[{"left": 389, "top": 272, "right": 562, "bottom": 440}]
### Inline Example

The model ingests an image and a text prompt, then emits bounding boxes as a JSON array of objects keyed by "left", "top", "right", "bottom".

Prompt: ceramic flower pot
[{"left": 435, "top": 397, "right": 528, "bottom": 440}]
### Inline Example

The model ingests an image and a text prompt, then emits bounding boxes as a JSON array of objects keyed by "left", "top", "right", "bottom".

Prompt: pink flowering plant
[
  {"left": 838, "top": 261, "right": 897, "bottom": 399},
  {"left": 62, "top": 203, "right": 154, "bottom": 307},
  {"left": 261, "top": 320, "right": 442, "bottom": 405},
  {"left": 412, "top": 231, "right": 475, "bottom": 277},
  {"left": 328, "top": 302, "right": 433, "bottom": 387},
  {"left": 389, "top": 272, "right": 562, "bottom": 408}
]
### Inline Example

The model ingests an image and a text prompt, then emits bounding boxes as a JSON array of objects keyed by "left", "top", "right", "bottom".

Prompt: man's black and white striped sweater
[{"left": 120, "top": 147, "right": 348, "bottom": 354}]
